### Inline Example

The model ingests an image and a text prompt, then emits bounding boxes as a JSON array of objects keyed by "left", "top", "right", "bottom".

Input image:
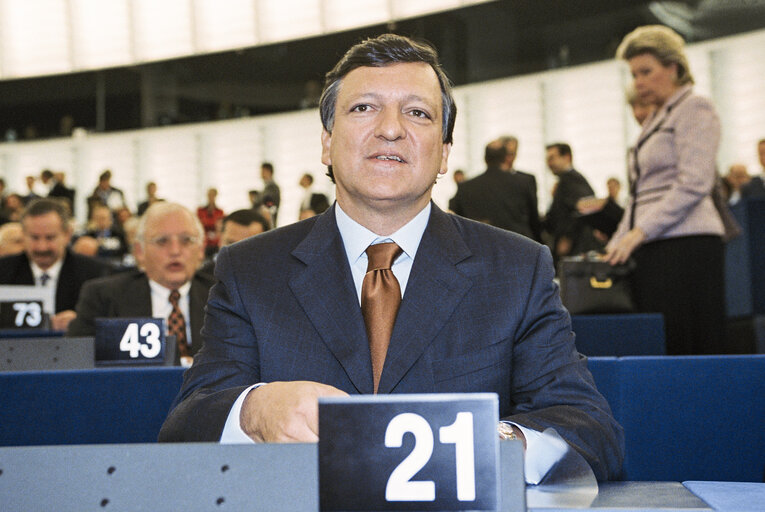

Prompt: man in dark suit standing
[
  {"left": 67, "top": 202, "right": 213, "bottom": 366},
  {"left": 741, "top": 138, "right": 765, "bottom": 199},
  {"left": 160, "top": 34, "right": 623, "bottom": 482},
  {"left": 0, "top": 198, "right": 111, "bottom": 330},
  {"left": 543, "top": 143, "right": 602, "bottom": 262},
  {"left": 451, "top": 137, "right": 542, "bottom": 241}
]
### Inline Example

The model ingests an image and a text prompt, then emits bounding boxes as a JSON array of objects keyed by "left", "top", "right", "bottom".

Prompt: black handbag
[{"left": 558, "top": 254, "right": 636, "bottom": 314}]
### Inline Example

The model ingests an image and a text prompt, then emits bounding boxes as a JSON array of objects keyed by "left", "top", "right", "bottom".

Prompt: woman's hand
[{"left": 604, "top": 227, "right": 645, "bottom": 265}]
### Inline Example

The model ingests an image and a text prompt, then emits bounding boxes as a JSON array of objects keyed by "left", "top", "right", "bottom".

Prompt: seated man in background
[
  {"left": 67, "top": 202, "right": 213, "bottom": 366},
  {"left": 83, "top": 203, "right": 129, "bottom": 262},
  {"left": 199, "top": 208, "right": 269, "bottom": 277},
  {"left": 0, "top": 198, "right": 112, "bottom": 330},
  {"left": 160, "top": 34, "right": 623, "bottom": 482}
]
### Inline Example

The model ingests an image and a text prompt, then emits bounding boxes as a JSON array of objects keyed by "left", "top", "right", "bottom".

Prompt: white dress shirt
[{"left": 30, "top": 259, "right": 63, "bottom": 314}]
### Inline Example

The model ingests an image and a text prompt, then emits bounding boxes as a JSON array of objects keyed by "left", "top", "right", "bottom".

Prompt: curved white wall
[{"left": 1, "top": 28, "right": 764, "bottom": 227}]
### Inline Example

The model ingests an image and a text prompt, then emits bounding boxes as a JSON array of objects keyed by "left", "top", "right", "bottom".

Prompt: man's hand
[
  {"left": 240, "top": 381, "right": 349, "bottom": 443},
  {"left": 51, "top": 310, "right": 77, "bottom": 331}
]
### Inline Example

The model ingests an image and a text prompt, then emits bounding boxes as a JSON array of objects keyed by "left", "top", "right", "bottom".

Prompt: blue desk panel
[
  {"left": 619, "top": 356, "right": 765, "bottom": 482},
  {"left": 572, "top": 314, "right": 665, "bottom": 357},
  {"left": 0, "top": 367, "right": 184, "bottom": 446}
]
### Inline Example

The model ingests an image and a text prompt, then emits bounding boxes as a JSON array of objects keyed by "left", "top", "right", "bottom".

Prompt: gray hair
[
  {"left": 616, "top": 25, "right": 694, "bottom": 86},
  {"left": 135, "top": 202, "right": 204, "bottom": 248}
]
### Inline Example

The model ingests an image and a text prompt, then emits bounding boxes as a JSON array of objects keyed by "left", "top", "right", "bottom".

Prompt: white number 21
[{"left": 385, "top": 411, "right": 475, "bottom": 502}]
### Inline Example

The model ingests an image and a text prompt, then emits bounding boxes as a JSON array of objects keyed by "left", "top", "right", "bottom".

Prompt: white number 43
[{"left": 119, "top": 322, "right": 162, "bottom": 358}]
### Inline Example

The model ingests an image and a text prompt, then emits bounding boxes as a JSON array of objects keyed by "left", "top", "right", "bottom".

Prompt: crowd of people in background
[{"left": 1, "top": 26, "right": 764, "bottom": 360}]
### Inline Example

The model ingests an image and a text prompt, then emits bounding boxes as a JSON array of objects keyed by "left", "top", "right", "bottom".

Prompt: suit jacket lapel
[
  {"left": 289, "top": 207, "right": 374, "bottom": 394},
  {"left": 378, "top": 205, "right": 473, "bottom": 394},
  {"left": 189, "top": 276, "right": 209, "bottom": 353}
]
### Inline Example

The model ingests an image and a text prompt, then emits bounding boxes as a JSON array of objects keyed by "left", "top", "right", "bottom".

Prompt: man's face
[
  {"left": 321, "top": 62, "right": 451, "bottom": 217},
  {"left": 135, "top": 210, "right": 204, "bottom": 290},
  {"left": 504, "top": 141, "right": 518, "bottom": 169},
  {"left": 758, "top": 142, "right": 765, "bottom": 168},
  {"left": 91, "top": 207, "right": 112, "bottom": 230},
  {"left": 22, "top": 212, "right": 72, "bottom": 270},
  {"left": 221, "top": 221, "right": 264, "bottom": 247},
  {"left": 546, "top": 148, "right": 570, "bottom": 175}
]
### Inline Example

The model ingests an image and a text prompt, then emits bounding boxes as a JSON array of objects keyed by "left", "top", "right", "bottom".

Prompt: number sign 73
[{"left": 119, "top": 322, "right": 162, "bottom": 358}]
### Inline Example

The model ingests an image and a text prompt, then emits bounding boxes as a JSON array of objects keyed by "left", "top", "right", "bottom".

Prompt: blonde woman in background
[{"left": 606, "top": 25, "right": 725, "bottom": 355}]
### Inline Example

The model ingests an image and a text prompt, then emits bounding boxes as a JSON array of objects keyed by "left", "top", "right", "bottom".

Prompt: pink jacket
[{"left": 610, "top": 85, "right": 724, "bottom": 246}]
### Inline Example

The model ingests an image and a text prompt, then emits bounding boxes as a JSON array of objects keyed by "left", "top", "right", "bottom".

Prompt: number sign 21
[{"left": 319, "top": 393, "right": 499, "bottom": 511}]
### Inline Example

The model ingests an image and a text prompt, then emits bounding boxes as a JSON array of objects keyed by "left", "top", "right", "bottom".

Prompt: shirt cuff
[
  {"left": 219, "top": 383, "right": 264, "bottom": 444},
  {"left": 503, "top": 421, "right": 568, "bottom": 485}
]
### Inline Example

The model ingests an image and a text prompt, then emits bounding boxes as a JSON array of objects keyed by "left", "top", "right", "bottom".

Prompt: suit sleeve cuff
[
  {"left": 219, "top": 383, "right": 265, "bottom": 444},
  {"left": 502, "top": 421, "right": 568, "bottom": 484}
]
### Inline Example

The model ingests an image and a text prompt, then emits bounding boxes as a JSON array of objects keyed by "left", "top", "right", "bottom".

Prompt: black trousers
[{"left": 633, "top": 235, "right": 725, "bottom": 355}]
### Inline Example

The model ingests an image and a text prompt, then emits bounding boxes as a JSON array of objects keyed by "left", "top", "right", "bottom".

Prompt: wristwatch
[{"left": 497, "top": 422, "right": 518, "bottom": 441}]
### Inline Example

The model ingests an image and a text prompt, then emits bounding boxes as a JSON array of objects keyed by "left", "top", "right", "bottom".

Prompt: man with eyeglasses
[{"left": 67, "top": 202, "right": 213, "bottom": 366}]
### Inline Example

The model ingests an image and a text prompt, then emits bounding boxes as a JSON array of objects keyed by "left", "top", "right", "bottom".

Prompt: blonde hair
[{"left": 616, "top": 25, "right": 694, "bottom": 86}]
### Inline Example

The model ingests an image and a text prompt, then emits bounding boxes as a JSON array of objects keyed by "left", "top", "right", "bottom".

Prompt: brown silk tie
[
  {"left": 168, "top": 290, "right": 189, "bottom": 359},
  {"left": 361, "top": 242, "right": 403, "bottom": 393}
]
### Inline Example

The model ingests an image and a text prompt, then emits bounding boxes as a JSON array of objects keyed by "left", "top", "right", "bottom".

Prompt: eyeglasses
[{"left": 146, "top": 234, "right": 200, "bottom": 248}]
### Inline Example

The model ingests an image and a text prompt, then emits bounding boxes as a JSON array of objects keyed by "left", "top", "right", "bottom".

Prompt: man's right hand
[{"left": 240, "top": 381, "right": 349, "bottom": 443}]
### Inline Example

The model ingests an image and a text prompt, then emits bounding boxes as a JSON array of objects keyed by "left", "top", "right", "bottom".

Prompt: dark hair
[
  {"left": 20, "top": 198, "right": 71, "bottom": 227},
  {"left": 484, "top": 140, "right": 507, "bottom": 167},
  {"left": 224, "top": 209, "right": 270, "bottom": 232},
  {"left": 99, "top": 169, "right": 112, "bottom": 182},
  {"left": 41, "top": 169, "right": 54, "bottom": 180},
  {"left": 546, "top": 143, "right": 572, "bottom": 158},
  {"left": 320, "top": 33, "right": 456, "bottom": 182},
  {"left": 261, "top": 162, "right": 274, "bottom": 174}
]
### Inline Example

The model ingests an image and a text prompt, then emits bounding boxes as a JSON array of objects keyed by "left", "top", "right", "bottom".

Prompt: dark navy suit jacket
[
  {"left": 0, "top": 249, "right": 111, "bottom": 313},
  {"left": 159, "top": 204, "right": 623, "bottom": 480}
]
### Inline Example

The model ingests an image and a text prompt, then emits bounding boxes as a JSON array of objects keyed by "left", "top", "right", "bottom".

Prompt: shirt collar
[
  {"left": 30, "top": 256, "right": 64, "bottom": 282},
  {"left": 148, "top": 278, "right": 192, "bottom": 301},
  {"left": 335, "top": 202, "right": 431, "bottom": 265}
]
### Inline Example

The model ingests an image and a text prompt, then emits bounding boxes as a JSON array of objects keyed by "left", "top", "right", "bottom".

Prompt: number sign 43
[{"left": 119, "top": 322, "right": 162, "bottom": 358}]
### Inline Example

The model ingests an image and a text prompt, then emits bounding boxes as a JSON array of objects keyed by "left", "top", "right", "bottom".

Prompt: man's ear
[
  {"left": 321, "top": 129, "right": 332, "bottom": 166},
  {"left": 438, "top": 143, "right": 452, "bottom": 175}
]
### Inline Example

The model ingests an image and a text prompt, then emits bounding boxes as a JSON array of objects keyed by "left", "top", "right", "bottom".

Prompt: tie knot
[
  {"left": 40, "top": 273, "right": 50, "bottom": 286},
  {"left": 366, "top": 242, "right": 402, "bottom": 272},
  {"left": 169, "top": 290, "right": 180, "bottom": 305}
]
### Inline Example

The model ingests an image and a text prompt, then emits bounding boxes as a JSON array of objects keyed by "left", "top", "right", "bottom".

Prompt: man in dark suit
[
  {"left": 47, "top": 171, "right": 76, "bottom": 212},
  {"left": 741, "top": 138, "right": 765, "bottom": 199},
  {"left": 450, "top": 137, "right": 542, "bottom": 241},
  {"left": 159, "top": 34, "right": 623, "bottom": 481},
  {"left": 68, "top": 202, "right": 212, "bottom": 366},
  {"left": 0, "top": 198, "right": 111, "bottom": 330},
  {"left": 199, "top": 208, "right": 269, "bottom": 277},
  {"left": 543, "top": 143, "right": 602, "bottom": 262}
]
